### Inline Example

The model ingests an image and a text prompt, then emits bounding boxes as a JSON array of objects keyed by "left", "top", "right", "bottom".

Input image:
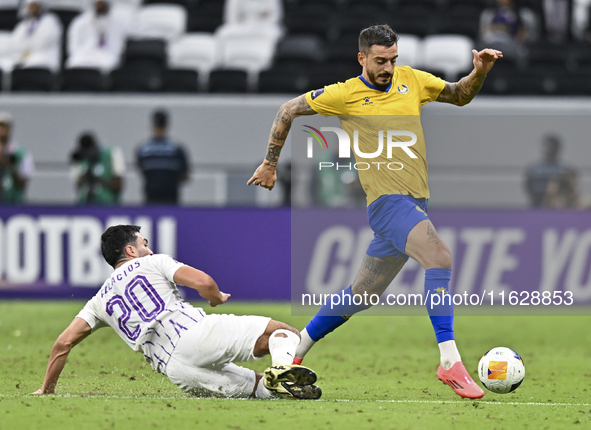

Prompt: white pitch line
[{"left": 1, "top": 394, "right": 589, "bottom": 406}]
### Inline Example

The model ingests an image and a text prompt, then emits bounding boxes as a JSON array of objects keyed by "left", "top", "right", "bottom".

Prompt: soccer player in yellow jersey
[{"left": 248, "top": 25, "right": 502, "bottom": 399}]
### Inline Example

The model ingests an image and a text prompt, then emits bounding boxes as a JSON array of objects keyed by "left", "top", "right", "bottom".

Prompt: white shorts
[{"left": 165, "top": 314, "right": 271, "bottom": 397}]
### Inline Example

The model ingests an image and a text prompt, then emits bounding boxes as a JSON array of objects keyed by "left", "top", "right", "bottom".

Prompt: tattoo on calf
[{"left": 352, "top": 255, "right": 401, "bottom": 296}]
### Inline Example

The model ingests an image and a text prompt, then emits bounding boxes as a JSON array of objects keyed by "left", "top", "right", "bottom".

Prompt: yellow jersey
[{"left": 305, "top": 66, "right": 445, "bottom": 205}]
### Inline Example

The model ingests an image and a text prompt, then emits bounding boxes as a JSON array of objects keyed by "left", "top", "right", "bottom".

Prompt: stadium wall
[{"left": 1, "top": 94, "right": 591, "bottom": 208}]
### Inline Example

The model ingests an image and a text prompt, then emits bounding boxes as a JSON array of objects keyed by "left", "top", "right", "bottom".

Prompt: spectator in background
[
  {"left": 0, "top": 112, "right": 34, "bottom": 204},
  {"left": 136, "top": 110, "right": 190, "bottom": 205},
  {"left": 525, "top": 135, "right": 584, "bottom": 208},
  {"left": 479, "top": 0, "right": 538, "bottom": 59},
  {"left": 66, "top": 0, "right": 127, "bottom": 73},
  {"left": 70, "top": 132, "right": 124, "bottom": 205},
  {"left": 0, "top": 0, "right": 62, "bottom": 73}
]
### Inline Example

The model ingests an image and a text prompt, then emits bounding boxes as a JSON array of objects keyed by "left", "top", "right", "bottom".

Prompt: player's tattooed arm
[
  {"left": 248, "top": 94, "right": 316, "bottom": 189},
  {"left": 437, "top": 48, "right": 502, "bottom": 106},
  {"left": 265, "top": 95, "right": 316, "bottom": 166},
  {"left": 436, "top": 71, "right": 486, "bottom": 106}
]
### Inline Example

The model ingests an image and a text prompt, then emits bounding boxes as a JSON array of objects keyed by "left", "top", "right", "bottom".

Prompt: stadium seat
[
  {"left": 0, "top": 7, "right": 17, "bottom": 31},
  {"left": 142, "top": 0, "right": 190, "bottom": 6},
  {"left": 48, "top": 8, "right": 80, "bottom": 31},
  {"left": 324, "top": 33, "right": 359, "bottom": 63},
  {"left": 284, "top": 3, "right": 337, "bottom": 39},
  {"left": 346, "top": 0, "right": 391, "bottom": 9},
  {"left": 45, "top": 0, "right": 84, "bottom": 9},
  {"left": 110, "top": 0, "right": 142, "bottom": 6},
  {"left": 218, "top": 35, "right": 277, "bottom": 75},
  {"left": 390, "top": 17, "right": 434, "bottom": 39},
  {"left": 396, "top": 34, "right": 422, "bottom": 68},
  {"left": 124, "top": 39, "right": 167, "bottom": 67},
  {"left": 135, "top": 4, "right": 187, "bottom": 41},
  {"left": 169, "top": 34, "right": 218, "bottom": 73},
  {"left": 110, "top": 63, "right": 162, "bottom": 92},
  {"left": 187, "top": 0, "right": 224, "bottom": 33},
  {"left": 61, "top": 67, "right": 104, "bottom": 92},
  {"left": 0, "top": 30, "right": 11, "bottom": 57},
  {"left": 481, "top": 70, "right": 548, "bottom": 95},
  {"left": 307, "top": 62, "right": 361, "bottom": 89},
  {"left": 161, "top": 68, "right": 199, "bottom": 93},
  {"left": 274, "top": 35, "right": 325, "bottom": 64},
  {"left": 436, "top": 2, "right": 482, "bottom": 40},
  {"left": 208, "top": 69, "right": 248, "bottom": 93},
  {"left": 548, "top": 71, "right": 591, "bottom": 95},
  {"left": 11, "top": 68, "right": 55, "bottom": 92},
  {"left": 110, "top": 3, "right": 137, "bottom": 30},
  {"left": 258, "top": 68, "right": 311, "bottom": 93},
  {"left": 330, "top": 5, "right": 384, "bottom": 37},
  {"left": 391, "top": 0, "right": 439, "bottom": 37},
  {"left": 526, "top": 42, "right": 574, "bottom": 73},
  {"left": 421, "top": 35, "right": 474, "bottom": 81}
]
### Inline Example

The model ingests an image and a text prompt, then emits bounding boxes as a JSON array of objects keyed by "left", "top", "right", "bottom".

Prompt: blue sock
[
  {"left": 306, "top": 285, "right": 368, "bottom": 341},
  {"left": 424, "top": 268, "right": 455, "bottom": 343}
]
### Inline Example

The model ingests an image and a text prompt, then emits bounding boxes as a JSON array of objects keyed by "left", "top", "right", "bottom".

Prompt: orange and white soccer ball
[{"left": 478, "top": 347, "right": 525, "bottom": 394}]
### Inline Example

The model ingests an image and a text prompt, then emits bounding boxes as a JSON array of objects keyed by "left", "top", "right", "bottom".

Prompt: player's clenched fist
[{"left": 247, "top": 162, "right": 277, "bottom": 190}]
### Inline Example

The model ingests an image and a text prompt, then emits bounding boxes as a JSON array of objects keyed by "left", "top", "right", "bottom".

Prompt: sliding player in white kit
[{"left": 32, "top": 225, "right": 321, "bottom": 399}]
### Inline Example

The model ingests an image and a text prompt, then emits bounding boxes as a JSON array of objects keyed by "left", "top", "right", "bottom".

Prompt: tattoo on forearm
[
  {"left": 436, "top": 72, "right": 486, "bottom": 106},
  {"left": 265, "top": 143, "right": 283, "bottom": 166},
  {"left": 426, "top": 222, "right": 441, "bottom": 244},
  {"left": 265, "top": 94, "right": 316, "bottom": 166}
]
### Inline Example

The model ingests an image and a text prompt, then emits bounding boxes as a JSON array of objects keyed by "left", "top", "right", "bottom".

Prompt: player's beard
[{"left": 368, "top": 70, "right": 393, "bottom": 91}]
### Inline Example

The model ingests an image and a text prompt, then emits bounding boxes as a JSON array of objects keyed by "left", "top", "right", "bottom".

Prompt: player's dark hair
[
  {"left": 359, "top": 24, "right": 399, "bottom": 54},
  {"left": 101, "top": 225, "right": 141, "bottom": 268}
]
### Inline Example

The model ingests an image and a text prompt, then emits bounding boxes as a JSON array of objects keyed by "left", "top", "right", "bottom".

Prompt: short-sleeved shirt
[
  {"left": 306, "top": 66, "right": 445, "bottom": 205},
  {"left": 77, "top": 254, "right": 206, "bottom": 373},
  {"left": 136, "top": 137, "right": 189, "bottom": 204}
]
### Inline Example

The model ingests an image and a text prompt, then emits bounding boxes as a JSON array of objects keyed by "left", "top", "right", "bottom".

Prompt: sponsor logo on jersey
[
  {"left": 311, "top": 88, "right": 325, "bottom": 100},
  {"left": 397, "top": 84, "right": 409, "bottom": 95},
  {"left": 487, "top": 361, "right": 508, "bottom": 380}
]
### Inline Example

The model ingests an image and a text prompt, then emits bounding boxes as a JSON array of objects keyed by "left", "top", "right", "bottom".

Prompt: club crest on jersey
[
  {"left": 362, "top": 96, "right": 373, "bottom": 106},
  {"left": 311, "top": 88, "right": 325, "bottom": 100},
  {"left": 397, "top": 84, "right": 409, "bottom": 95}
]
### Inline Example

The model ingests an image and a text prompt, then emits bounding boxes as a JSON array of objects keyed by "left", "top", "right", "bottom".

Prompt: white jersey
[{"left": 77, "top": 254, "right": 206, "bottom": 373}]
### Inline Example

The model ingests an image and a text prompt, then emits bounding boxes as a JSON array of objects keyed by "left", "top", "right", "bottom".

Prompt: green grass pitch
[{"left": 0, "top": 301, "right": 589, "bottom": 430}]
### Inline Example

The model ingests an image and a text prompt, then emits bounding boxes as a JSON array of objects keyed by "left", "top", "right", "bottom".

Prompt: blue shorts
[{"left": 366, "top": 194, "right": 430, "bottom": 259}]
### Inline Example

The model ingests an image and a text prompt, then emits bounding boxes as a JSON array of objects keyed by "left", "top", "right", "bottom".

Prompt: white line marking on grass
[{"left": 1, "top": 394, "right": 589, "bottom": 406}]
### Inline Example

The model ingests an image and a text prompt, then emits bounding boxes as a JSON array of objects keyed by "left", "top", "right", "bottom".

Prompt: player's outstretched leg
[
  {"left": 294, "top": 254, "right": 405, "bottom": 365},
  {"left": 256, "top": 322, "right": 322, "bottom": 399},
  {"left": 406, "top": 220, "right": 484, "bottom": 399}
]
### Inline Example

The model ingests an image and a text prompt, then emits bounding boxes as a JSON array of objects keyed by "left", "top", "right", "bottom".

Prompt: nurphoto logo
[{"left": 302, "top": 125, "right": 418, "bottom": 171}]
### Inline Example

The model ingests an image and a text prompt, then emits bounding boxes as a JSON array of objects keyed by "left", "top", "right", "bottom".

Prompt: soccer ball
[{"left": 477, "top": 347, "right": 525, "bottom": 394}]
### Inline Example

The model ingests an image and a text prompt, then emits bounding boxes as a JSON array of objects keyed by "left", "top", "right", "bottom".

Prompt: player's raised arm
[
  {"left": 31, "top": 317, "right": 92, "bottom": 395},
  {"left": 247, "top": 94, "right": 316, "bottom": 190},
  {"left": 436, "top": 48, "right": 503, "bottom": 106},
  {"left": 173, "top": 265, "right": 230, "bottom": 307}
]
